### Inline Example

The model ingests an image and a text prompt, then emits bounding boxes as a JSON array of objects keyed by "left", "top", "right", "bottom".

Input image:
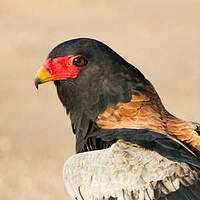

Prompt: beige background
[{"left": 1, "top": 0, "right": 200, "bottom": 199}]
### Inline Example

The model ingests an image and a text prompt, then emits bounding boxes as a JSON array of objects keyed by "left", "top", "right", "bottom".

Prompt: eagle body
[{"left": 35, "top": 38, "right": 200, "bottom": 200}]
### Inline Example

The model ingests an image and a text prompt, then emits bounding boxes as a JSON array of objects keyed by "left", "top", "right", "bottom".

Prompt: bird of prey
[{"left": 35, "top": 38, "right": 200, "bottom": 200}]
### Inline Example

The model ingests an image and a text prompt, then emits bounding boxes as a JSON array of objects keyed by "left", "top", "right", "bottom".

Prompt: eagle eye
[{"left": 73, "top": 56, "right": 88, "bottom": 67}]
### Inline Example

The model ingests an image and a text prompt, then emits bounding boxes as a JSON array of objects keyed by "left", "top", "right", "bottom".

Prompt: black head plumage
[{"left": 48, "top": 38, "right": 150, "bottom": 152}]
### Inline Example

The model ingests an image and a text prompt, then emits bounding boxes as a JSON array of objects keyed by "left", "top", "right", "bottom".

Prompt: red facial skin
[{"left": 43, "top": 55, "right": 82, "bottom": 80}]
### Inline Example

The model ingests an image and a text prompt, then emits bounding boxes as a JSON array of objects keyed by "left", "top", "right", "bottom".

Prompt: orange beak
[{"left": 34, "top": 67, "right": 55, "bottom": 89}]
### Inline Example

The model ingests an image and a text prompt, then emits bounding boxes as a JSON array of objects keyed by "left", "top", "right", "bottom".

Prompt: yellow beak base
[{"left": 35, "top": 67, "right": 54, "bottom": 89}]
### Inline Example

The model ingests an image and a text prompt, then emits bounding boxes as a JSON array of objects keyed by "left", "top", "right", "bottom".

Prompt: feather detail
[
  {"left": 63, "top": 140, "right": 199, "bottom": 200},
  {"left": 96, "top": 86, "right": 200, "bottom": 156}
]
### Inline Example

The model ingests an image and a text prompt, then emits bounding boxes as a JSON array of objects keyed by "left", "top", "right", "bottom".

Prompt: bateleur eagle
[{"left": 35, "top": 38, "right": 200, "bottom": 200}]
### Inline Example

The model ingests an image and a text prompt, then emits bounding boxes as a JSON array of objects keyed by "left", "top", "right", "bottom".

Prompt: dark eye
[{"left": 73, "top": 56, "right": 88, "bottom": 67}]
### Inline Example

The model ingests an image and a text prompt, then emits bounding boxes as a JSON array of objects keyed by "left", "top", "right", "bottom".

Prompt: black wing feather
[
  {"left": 89, "top": 128, "right": 200, "bottom": 168},
  {"left": 192, "top": 121, "right": 200, "bottom": 135},
  {"left": 161, "top": 180, "right": 200, "bottom": 200}
]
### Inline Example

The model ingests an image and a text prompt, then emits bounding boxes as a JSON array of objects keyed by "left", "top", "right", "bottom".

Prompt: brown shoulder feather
[{"left": 96, "top": 85, "right": 200, "bottom": 156}]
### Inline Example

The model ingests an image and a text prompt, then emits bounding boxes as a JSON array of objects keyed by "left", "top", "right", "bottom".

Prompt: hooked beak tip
[{"left": 35, "top": 77, "right": 41, "bottom": 90}]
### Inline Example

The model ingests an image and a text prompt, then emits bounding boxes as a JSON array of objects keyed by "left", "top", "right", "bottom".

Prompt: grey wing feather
[{"left": 63, "top": 140, "right": 199, "bottom": 200}]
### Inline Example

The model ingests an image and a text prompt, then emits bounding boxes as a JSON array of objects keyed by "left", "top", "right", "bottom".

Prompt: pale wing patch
[{"left": 63, "top": 140, "right": 198, "bottom": 200}]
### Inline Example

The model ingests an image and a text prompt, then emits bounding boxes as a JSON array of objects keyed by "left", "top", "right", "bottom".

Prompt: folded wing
[{"left": 63, "top": 138, "right": 200, "bottom": 200}]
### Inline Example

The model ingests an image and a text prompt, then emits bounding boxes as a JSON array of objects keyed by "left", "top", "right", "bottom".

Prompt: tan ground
[{"left": 0, "top": 0, "right": 200, "bottom": 199}]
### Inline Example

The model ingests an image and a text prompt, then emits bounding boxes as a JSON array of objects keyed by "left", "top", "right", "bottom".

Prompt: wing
[
  {"left": 89, "top": 129, "right": 200, "bottom": 168},
  {"left": 63, "top": 138, "right": 200, "bottom": 200},
  {"left": 96, "top": 86, "right": 200, "bottom": 157}
]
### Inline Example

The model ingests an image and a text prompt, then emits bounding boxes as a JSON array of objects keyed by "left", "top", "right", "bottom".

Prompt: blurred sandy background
[{"left": 0, "top": 0, "right": 200, "bottom": 199}]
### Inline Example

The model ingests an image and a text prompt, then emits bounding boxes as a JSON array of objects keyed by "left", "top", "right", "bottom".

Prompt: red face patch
[{"left": 42, "top": 55, "right": 86, "bottom": 80}]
